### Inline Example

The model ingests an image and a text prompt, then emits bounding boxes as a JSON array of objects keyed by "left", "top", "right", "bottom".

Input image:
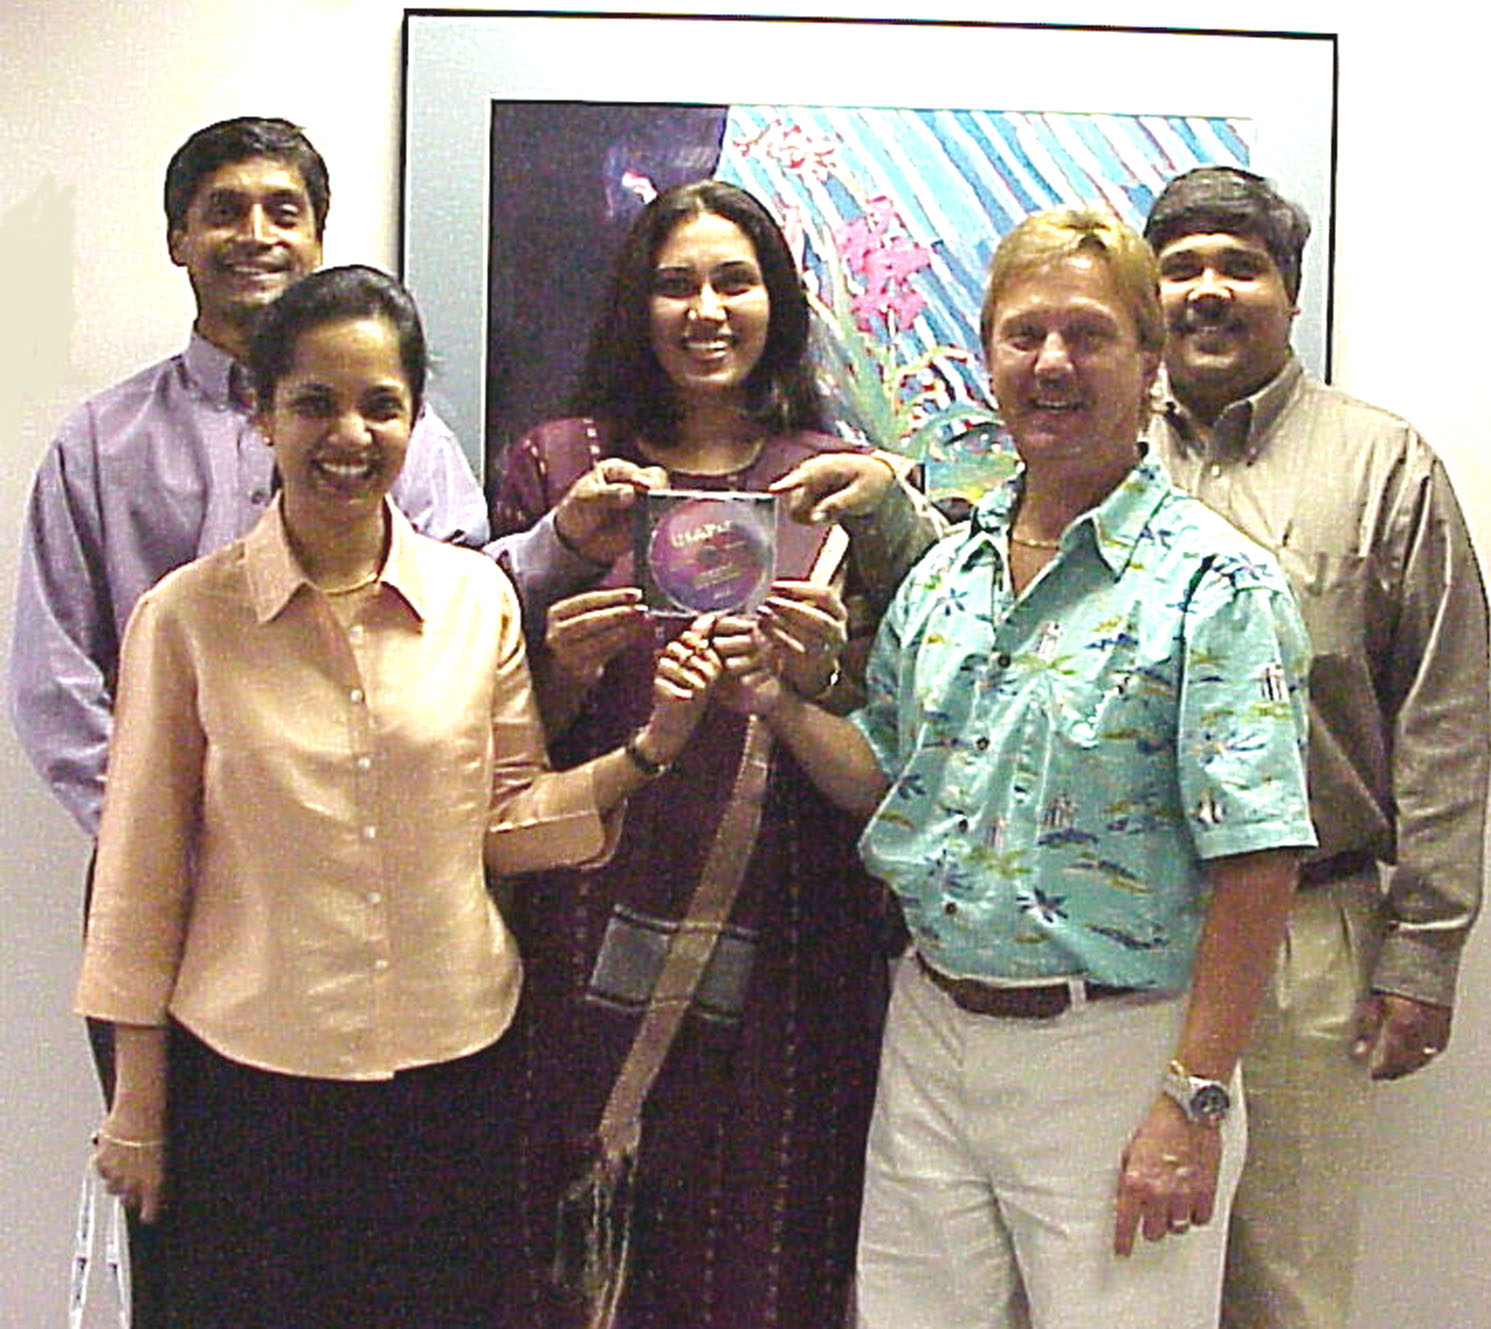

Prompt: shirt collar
[
  {"left": 182, "top": 330, "right": 253, "bottom": 411},
  {"left": 244, "top": 496, "right": 431, "bottom": 625},
  {"left": 971, "top": 451, "right": 1172, "bottom": 582},
  {"left": 1160, "top": 353, "right": 1303, "bottom": 463}
]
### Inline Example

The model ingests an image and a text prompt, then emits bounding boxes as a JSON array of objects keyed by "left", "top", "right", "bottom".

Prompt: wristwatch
[
  {"left": 623, "top": 728, "right": 671, "bottom": 780},
  {"left": 1162, "top": 1059, "right": 1232, "bottom": 1127}
]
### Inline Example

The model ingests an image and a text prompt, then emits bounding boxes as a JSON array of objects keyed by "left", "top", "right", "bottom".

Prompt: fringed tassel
[{"left": 552, "top": 1148, "right": 637, "bottom": 1329}]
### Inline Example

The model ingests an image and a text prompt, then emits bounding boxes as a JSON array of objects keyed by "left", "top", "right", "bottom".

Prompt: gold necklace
[
  {"left": 320, "top": 570, "right": 381, "bottom": 596},
  {"left": 1010, "top": 532, "right": 1062, "bottom": 551}
]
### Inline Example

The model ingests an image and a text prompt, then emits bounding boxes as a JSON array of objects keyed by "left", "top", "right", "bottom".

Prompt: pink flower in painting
[
  {"left": 835, "top": 197, "right": 932, "bottom": 334},
  {"left": 732, "top": 121, "right": 840, "bottom": 181}
]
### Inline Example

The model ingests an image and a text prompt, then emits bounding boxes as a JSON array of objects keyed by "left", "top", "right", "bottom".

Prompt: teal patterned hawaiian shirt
[{"left": 851, "top": 455, "right": 1315, "bottom": 990}]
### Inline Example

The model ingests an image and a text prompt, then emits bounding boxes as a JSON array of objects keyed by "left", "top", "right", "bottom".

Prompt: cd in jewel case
[{"left": 633, "top": 489, "right": 777, "bottom": 616}]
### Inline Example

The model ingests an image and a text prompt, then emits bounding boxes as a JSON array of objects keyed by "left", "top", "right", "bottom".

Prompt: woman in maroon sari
[{"left": 490, "top": 181, "right": 905, "bottom": 1328}]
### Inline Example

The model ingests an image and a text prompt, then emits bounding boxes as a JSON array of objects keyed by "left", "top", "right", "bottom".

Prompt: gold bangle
[{"left": 93, "top": 1128, "right": 165, "bottom": 1151}]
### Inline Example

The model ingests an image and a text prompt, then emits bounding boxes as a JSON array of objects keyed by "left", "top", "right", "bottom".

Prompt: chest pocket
[{"left": 1276, "top": 541, "right": 1371, "bottom": 664}]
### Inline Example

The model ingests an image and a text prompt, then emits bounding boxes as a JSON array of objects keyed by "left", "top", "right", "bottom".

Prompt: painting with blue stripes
[
  {"left": 483, "top": 100, "right": 1249, "bottom": 482},
  {"left": 713, "top": 106, "right": 1250, "bottom": 472}
]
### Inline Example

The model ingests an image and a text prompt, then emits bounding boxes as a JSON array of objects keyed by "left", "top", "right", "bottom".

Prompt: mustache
[
  {"left": 1170, "top": 306, "right": 1241, "bottom": 335},
  {"left": 214, "top": 248, "right": 293, "bottom": 273}
]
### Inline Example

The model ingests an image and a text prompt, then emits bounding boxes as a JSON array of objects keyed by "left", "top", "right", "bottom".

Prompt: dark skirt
[
  {"left": 152, "top": 1023, "right": 515, "bottom": 1329},
  {"left": 498, "top": 750, "right": 890, "bottom": 1329}
]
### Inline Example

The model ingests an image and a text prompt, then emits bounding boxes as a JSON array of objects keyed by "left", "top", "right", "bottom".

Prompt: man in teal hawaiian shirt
[{"left": 717, "top": 206, "right": 1315, "bottom": 1329}]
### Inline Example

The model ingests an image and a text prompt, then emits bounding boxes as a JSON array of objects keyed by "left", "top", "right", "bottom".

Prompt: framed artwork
[{"left": 402, "top": 12, "right": 1336, "bottom": 485}]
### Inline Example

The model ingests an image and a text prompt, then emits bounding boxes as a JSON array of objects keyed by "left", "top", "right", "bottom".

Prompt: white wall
[{"left": 4, "top": 2, "right": 1488, "bottom": 1324}]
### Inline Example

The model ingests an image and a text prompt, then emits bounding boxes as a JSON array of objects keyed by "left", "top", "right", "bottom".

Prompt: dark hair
[
  {"left": 572, "top": 179, "right": 824, "bottom": 443},
  {"left": 164, "top": 117, "right": 331, "bottom": 238},
  {"left": 249, "top": 265, "right": 426, "bottom": 416},
  {"left": 1143, "top": 167, "right": 1311, "bottom": 301}
]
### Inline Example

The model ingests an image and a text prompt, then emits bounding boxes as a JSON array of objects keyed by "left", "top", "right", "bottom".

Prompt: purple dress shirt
[{"left": 9, "top": 331, "right": 490, "bottom": 836}]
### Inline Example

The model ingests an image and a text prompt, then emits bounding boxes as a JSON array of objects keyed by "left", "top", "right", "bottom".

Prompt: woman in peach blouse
[{"left": 78, "top": 266, "right": 718, "bottom": 1328}]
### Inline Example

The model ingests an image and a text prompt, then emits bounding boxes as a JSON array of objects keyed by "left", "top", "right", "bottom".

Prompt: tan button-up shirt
[
  {"left": 77, "top": 499, "right": 609, "bottom": 1078},
  {"left": 1149, "top": 356, "right": 1489, "bottom": 1004}
]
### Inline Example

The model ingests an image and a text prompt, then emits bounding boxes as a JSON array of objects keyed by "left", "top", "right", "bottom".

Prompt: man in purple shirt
[
  {"left": 11, "top": 117, "right": 487, "bottom": 840},
  {"left": 8, "top": 116, "right": 487, "bottom": 1324}
]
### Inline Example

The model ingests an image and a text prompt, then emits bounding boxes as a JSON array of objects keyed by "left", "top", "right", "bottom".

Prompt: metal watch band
[{"left": 1163, "top": 1058, "right": 1231, "bottom": 1127}]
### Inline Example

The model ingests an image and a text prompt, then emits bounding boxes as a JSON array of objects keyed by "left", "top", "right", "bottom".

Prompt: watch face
[{"left": 1192, "top": 1083, "right": 1231, "bottom": 1125}]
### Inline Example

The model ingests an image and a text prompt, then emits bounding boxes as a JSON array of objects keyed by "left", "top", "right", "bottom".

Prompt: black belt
[
  {"left": 915, "top": 951, "right": 1138, "bottom": 1020},
  {"left": 1298, "top": 850, "right": 1376, "bottom": 888}
]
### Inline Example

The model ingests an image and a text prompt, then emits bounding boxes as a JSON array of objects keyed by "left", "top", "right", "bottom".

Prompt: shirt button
[
  {"left": 355, "top": 755, "right": 373, "bottom": 771},
  {"left": 349, "top": 687, "right": 365, "bottom": 704},
  {"left": 944, "top": 900, "right": 959, "bottom": 916},
  {"left": 367, "top": 892, "right": 382, "bottom": 906},
  {"left": 349, "top": 625, "right": 365, "bottom": 642},
  {"left": 361, "top": 825, "right": 378, "bottom": 841},
  {"left": 1209, "top": 463, "right": 1223, "bottom": 479},
  {"left": 995, "top": 652, "right": 1012, "bottom": 668},
  {"left": 373, "top": 958, "right": 389, "bottom": 971},
  {"left": 975, "top": 736, "right": 990, "bottom": 751},
  {"left": 249, "top": 488, "right": 269, "bottom": 505},
  {"left": 956, "top": 817, "right": 970, "bottom": 832}
]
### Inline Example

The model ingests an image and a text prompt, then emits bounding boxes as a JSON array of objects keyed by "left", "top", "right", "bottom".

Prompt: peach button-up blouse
[{"left": 76, "top": 498, "right": 607, "bottom": 1080}]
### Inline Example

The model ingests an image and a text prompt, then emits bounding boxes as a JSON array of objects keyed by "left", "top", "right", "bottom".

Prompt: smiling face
[
  {"left": 987, "top": 252, "right": 1159, "bottom": 486},
  {"left": 648, "top": 211, "right": 771, "bottom": 412},
  {"left": 261, "top": 316, "right": 413, "bottom": 540},
  {"left": 1155, "top": 230, "right": 1296, "bottom": 423},
  {"left": 168, "top": 156, "right": 322, "bottom": 356}
]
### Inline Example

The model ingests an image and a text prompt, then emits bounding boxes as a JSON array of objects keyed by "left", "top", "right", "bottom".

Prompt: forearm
[
  {"left": 488, "top": 513, "right": 608, "bottom": 644},
  {"left": 106, "top": 1023, "right": 169, "bottom": 1136},
  {"left": 764, "top": 691, "right": 888, "bottom": 818},
  {"left": 585, "top": 746, "right": 661, "bottom": 816},
  {"left": 1376, "top": 456, "right": 1489, "bottom": 1001},
  {"left": 487, "top": 613, "right": 716, "bottom": 873},
  {"left": 1175, "top": 848, "right": 1299, "bottom": 1078},
  {"left": 1112, "top": 850, "right": 1298, "bottom": 1255},
  {"left": 8, "top": 660, "right": 111, "bottom": 836},
  {"left": 485, "top": 736, "right": 671, "bottom": 878},
  {"left": 1377, "top": 694, "right": 1489, "bottom": 1005},
  {"left": 841, "top": 475, "right": 945, "bottom": 617},
  {"left": 528, "top": 649, "right": 594, "bottom": 738},
  {"left": 9, "top": 503, "right": 116, "bottom": 836}
]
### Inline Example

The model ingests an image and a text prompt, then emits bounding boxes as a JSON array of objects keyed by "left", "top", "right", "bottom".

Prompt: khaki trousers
[
  {"left": 1222, "top": 873, "right": 1383, "bottom": 1329},
  {"left": 858, "top": 957, "right": 1245, "bottom": 1329}
]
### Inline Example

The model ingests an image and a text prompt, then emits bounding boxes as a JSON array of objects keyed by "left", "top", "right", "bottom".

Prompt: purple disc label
[{"left": 646, "top": 496, "right": 774, "bottom": 614}]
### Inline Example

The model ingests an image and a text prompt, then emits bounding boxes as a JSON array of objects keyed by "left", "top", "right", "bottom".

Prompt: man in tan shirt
[{"left": 1143, "top": 166, "right": 1489, "bottom": 1329}]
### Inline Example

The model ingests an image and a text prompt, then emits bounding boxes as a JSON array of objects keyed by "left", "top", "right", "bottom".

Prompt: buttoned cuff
[
  {"left": 1371, "top": 928, "right": 1466, "bottom": 1009},
  {"left": 75, "top": 955, "right": 174, "bottom": 1029},
  {"left": 484, "top": 763, "right": 619, "bottom": 875}
]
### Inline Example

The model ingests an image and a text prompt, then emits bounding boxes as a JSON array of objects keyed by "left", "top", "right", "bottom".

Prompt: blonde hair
[{"left": 979, "top": 206, "right": 1164, "bottom": 354}]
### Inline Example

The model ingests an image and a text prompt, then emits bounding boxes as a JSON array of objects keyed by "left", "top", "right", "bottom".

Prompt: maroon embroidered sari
[{"left": 490, "top": 418, "right": 889, "bottom": 1328}]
